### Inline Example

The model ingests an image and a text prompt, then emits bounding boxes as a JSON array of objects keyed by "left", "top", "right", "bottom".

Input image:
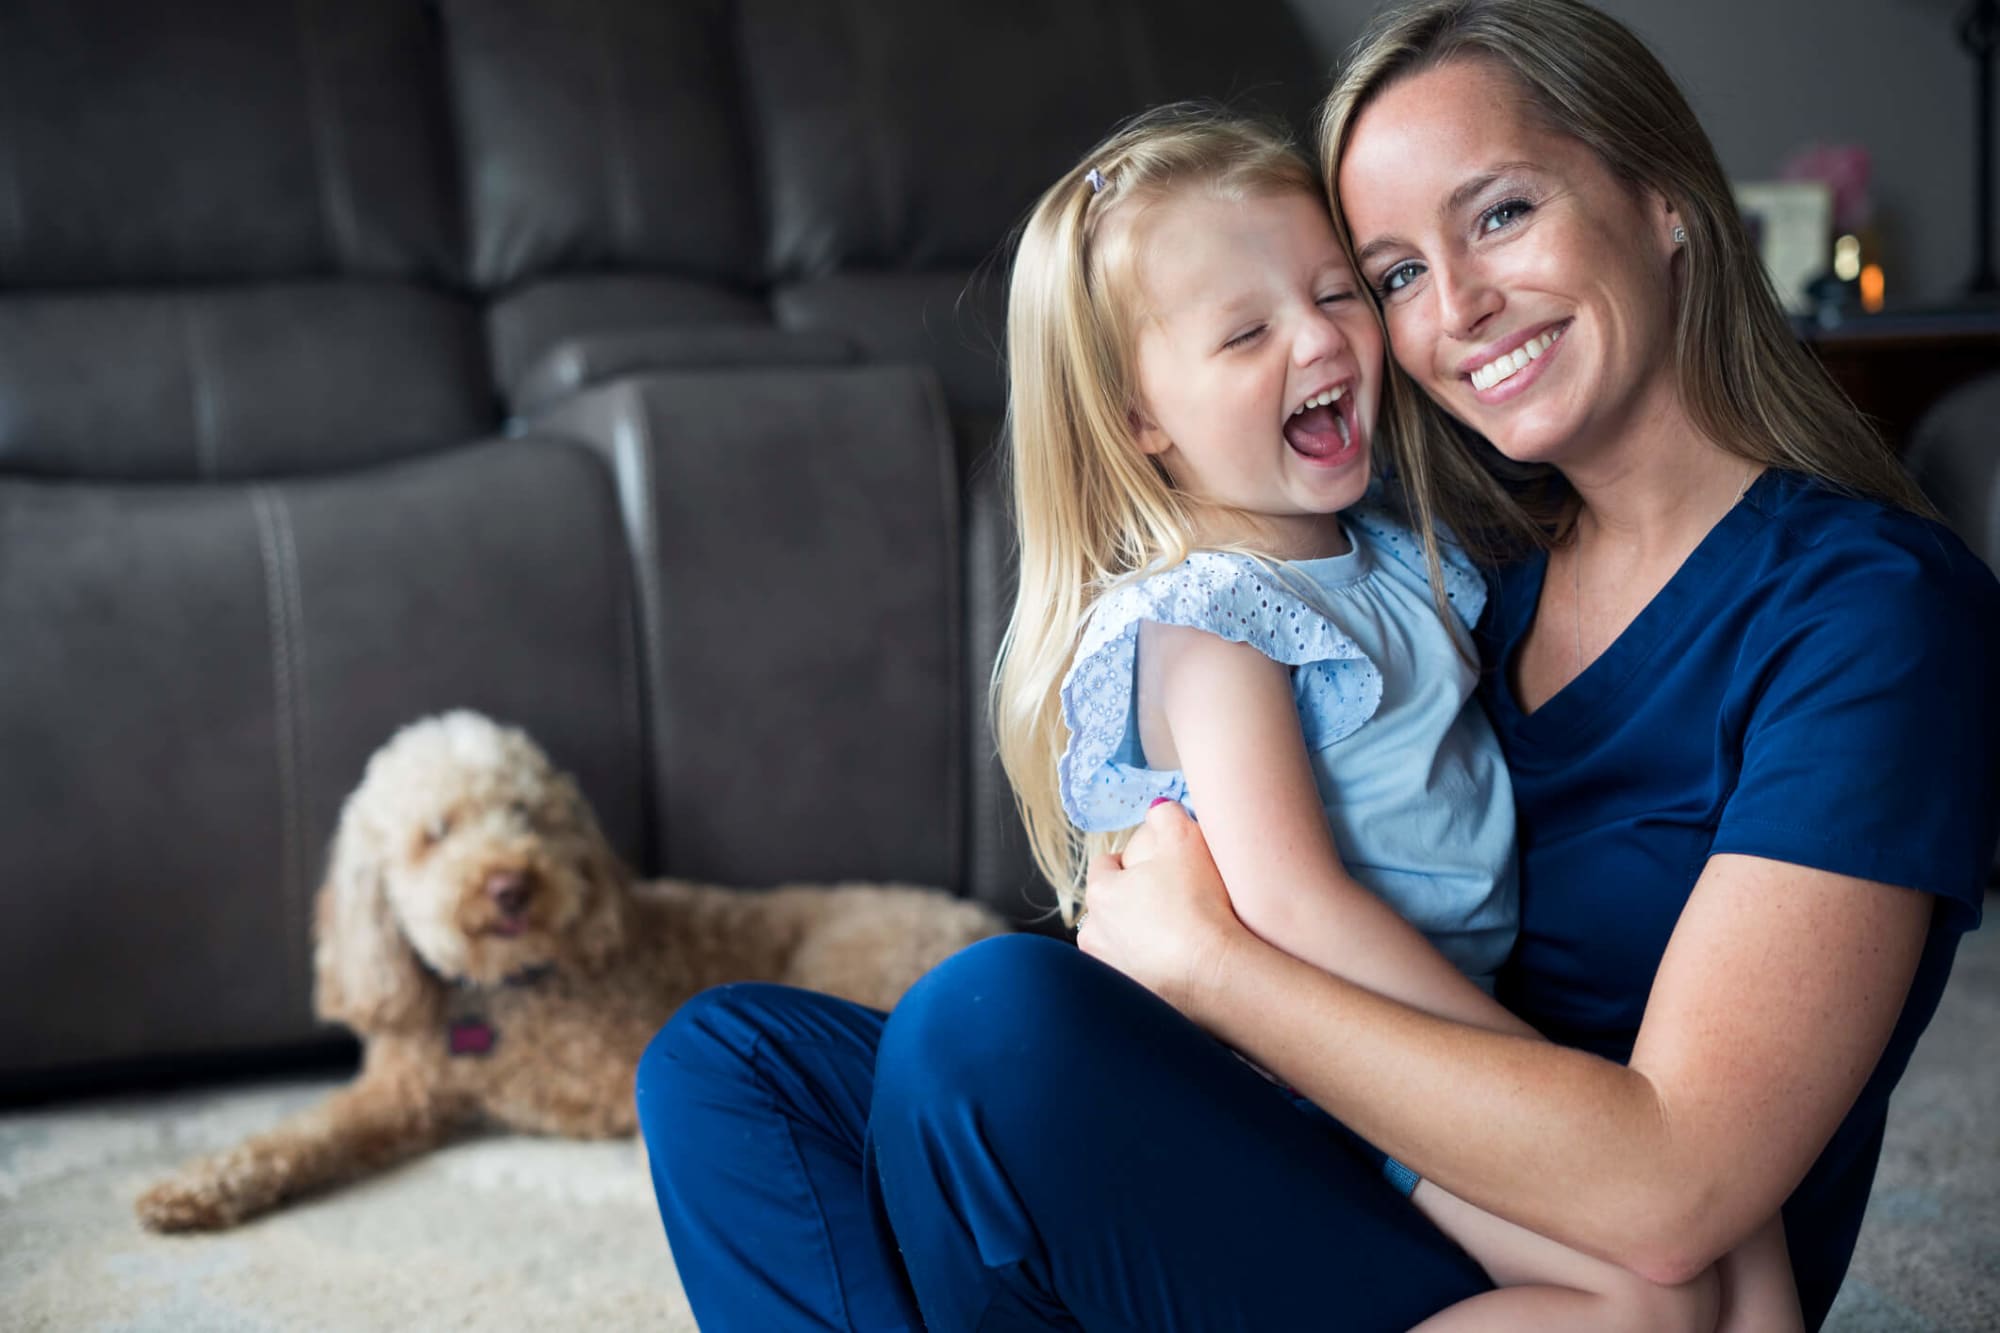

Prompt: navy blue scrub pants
[{"left": 635, "top": 933, "right": 1489, "bottom": 1331}]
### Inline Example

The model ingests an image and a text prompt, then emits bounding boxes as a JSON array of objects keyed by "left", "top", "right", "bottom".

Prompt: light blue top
[{"left": 1057, "top": 506, "right": 1519, "bottom": 986}]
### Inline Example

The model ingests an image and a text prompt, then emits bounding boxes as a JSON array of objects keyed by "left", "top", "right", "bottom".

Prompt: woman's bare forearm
[
  {"left": 1225, "top": 873, "right": 1538, "bottom": 1040},
  {"left": 1184, "top": 852, "right": 1929, "bottom": 1288},
  {"left": 1189, "top": 931, "right": 1703, "bottom": 1279}
]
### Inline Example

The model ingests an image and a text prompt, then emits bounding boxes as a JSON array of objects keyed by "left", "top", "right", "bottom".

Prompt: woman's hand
[{"left": 1077, "top": 800, "right": 1253, "bottom": 1013}]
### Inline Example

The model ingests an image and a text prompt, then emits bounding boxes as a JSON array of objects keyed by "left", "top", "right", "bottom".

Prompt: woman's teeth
[
  {"left": 1290, "top": 385, "right": 1347, "bottom": 417},
  {"left": 1470, "top": 326, "right": 1564, "bottom": 391}
]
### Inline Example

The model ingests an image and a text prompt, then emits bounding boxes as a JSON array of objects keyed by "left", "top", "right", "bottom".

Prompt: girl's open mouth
[{"left": 1284, "top": 390, "right": 1360, "bottom": 465}]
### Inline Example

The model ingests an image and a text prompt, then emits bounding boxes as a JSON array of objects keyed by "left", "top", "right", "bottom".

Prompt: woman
[{"left": 635, "top": 3, "right": 1998, "bottom": 1328}]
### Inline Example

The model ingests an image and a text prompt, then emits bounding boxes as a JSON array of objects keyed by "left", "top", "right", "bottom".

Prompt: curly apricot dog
[{"left": 137, "top": 710, "right": 1005, "bottom": 1231}]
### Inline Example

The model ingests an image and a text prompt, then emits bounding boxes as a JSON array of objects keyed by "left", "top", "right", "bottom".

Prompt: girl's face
[
  {"left": 1337, "top": 59, "right": 1683, "bottom": 470},
  {"left": 1129, "top": 187, "right": 1380, "bottom": 559}
]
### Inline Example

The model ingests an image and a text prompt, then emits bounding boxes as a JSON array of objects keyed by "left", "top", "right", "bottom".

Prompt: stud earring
[{"left": 1672, "top": 225, "right": 1688, "bottom": 245}]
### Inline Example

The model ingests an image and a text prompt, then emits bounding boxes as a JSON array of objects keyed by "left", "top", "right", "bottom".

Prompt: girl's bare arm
[{"left": 1136, "top": 620, "right": 1535, "bottom": 1039}]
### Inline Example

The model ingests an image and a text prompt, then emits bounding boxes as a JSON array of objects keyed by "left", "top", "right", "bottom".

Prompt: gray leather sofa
[{"left": 0, "top": 0, "right": 1318, "bottom": 1088}]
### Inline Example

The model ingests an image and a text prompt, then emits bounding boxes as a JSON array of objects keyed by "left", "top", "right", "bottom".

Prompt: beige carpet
[
  {"left": 0, "top": 1084, "right": 695, "bottom": 1332},
  {"left": 4, "top": 921, "right": 1994, "bottom": 1331}
]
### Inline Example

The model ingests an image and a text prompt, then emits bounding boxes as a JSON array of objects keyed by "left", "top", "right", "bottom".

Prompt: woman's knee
[
  {"left": 876, "top": 933, "right": 1132, "bottom": 1121},
  {"left": 634, "top": 983, "right": 796, "bottom": 1131}
]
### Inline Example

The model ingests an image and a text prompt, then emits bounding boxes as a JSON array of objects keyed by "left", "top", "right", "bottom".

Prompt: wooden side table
[{"left": 1802, "top": 307, "right": 2000, "bottom": 452}]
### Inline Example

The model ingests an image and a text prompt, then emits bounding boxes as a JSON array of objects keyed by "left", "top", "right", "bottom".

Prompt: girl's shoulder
[
  {"left": 1058, "top": 551, "right": 1384, "bottom": 833},
  {"left": 1074, "top": 550, "right": 1369, "bottom": 669},
  {"left": 1344, "top": 501, "right": 1490, "bottom": 631}
]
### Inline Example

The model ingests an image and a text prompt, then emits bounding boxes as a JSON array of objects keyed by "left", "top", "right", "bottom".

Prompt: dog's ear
[{"left": 312, "top": 811, "right": 437, "bottom": 1033}]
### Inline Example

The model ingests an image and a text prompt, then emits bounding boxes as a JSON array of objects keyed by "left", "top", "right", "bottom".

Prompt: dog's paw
[{"left": 135, "top": 1175, "right": 240, "bottom": 1233}]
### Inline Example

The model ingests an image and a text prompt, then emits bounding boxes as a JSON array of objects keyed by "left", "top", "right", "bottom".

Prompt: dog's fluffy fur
[{"left": 136, "top": 710, "right": 1006, "bottom": 1232}]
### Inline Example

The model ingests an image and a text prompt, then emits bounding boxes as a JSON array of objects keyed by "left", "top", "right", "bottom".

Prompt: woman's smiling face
[{"left": 1337, "top": 58, "right": 1684, "bottom": 470}]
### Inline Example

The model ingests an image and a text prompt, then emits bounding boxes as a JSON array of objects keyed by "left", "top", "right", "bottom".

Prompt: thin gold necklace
[{"left": 1572, "top": 468, "right": 1760, "bottom": 674}]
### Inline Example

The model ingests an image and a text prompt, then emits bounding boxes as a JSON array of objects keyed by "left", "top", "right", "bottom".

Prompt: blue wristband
[{"left": 1381, "top": 1155, "right": 1422, "bottom": 1198}]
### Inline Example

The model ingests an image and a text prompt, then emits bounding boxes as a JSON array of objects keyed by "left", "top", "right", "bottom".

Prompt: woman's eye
[
  {"left": 1222, "top": 325, "right": 1266, "bottom": 350},
  {"left": 1479, "top": 198, "right": 1533, "bottom": 234},
  {"left": 1376, "top": 261, "right": 1423, "bottom": 296}
]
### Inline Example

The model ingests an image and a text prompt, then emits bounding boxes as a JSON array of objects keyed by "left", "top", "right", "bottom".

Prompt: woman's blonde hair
[
  {"left": 991, "top": 104, "right": 1329, "bottom": 920},
  {"left": 1316, "top": 0, "right": 1934, "bottom": 560}
]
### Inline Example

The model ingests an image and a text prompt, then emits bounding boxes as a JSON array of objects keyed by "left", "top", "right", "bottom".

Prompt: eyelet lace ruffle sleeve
[{"left": 1057, "top": 552, "right": 1383, "bottom": 833}]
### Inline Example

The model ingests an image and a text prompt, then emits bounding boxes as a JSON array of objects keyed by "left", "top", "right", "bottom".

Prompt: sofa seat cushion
[
  {"left": 487, "top": 275, "right": 771, "bottom": 407},
  {"left": 512, "top": 327, "right": 859, "bottom": 416},
  {"left": 0, "top": 283, "right": 493, "bottom": 480}
]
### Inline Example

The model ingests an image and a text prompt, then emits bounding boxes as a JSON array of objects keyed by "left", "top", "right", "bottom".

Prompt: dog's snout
[{"left": 484, "top": 870, "right": 533, "bottom": 917}]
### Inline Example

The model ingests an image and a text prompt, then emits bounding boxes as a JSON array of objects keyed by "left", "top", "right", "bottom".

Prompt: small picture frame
[{"left": 1732, "top": 181, "right": 1833, "bottom": 315}]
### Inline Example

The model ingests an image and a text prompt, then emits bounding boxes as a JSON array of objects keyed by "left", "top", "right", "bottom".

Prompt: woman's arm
[
  {"left": 1082, "top": 806, "right": 1931, "bottom": 1283},
  {"left": 1135, "top": 620, "right": 1534, "bottom": 1038}
]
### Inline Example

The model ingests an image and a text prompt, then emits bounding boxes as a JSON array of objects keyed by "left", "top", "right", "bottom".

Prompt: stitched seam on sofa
[
  {"left": 593, "top": 0, "right": 639, "bottom": 261},
  {"left": 274, "top": 491, "right": 312, "bottom": 1003},
  {"left": 182, "top": 299, "right": 222, "bottom": 479},
  {"left": 620, "top": 392, "right": 670, "bottom": 870},
  {"left": 292, "top": 0, "right": 362, "bottom": 270},
  {"left": 252, "top": 488, "right": 308, "bottom": 1005}
]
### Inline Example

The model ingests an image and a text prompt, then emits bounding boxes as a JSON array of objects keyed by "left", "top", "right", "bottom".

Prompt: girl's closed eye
[{"left": 1222, "top": 325, "right": 1267, "bottom": 350}]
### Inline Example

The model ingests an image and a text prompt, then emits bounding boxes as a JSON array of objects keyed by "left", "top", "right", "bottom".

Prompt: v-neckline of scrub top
[{"left": 1490, "top": 469, "right": 1778, "bottom": 754}]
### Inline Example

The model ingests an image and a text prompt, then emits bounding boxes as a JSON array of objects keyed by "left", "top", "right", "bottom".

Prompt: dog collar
[{"left": 438, "top": 964, "right": 556, "bottom": 1057}]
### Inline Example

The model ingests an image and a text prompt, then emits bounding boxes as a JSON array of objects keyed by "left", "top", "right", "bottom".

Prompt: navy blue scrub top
[{"left": 1477, "top": 468, "right": 2000, "bottom": 1329}]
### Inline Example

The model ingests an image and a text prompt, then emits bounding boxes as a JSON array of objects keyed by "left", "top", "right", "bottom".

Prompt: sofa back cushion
[
  {"left": 441, "top": 0, "right": 763, "bottom": 293},
  {"left": 743, "top": 0, "right": 1322, "bottom": 280},
  {"left": 0, "top": 0, "right": 459, "bottom": 286}
]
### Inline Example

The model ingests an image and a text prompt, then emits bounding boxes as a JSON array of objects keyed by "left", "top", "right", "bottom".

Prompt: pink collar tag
[{"left": 448, "top": 1017, "right": 496, "bottom": 1057}]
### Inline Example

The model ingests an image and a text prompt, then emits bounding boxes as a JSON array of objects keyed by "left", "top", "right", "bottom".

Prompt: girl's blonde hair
[
  {"left": 991, "top": 104, "right": 1330, "bottom": 921},
  {"left": 1316, "top": 0, "right": 1934, "bottom": 561}
]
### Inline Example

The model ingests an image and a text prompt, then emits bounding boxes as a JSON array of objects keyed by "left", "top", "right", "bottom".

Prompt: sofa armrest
[{"left": 531, "top": 364, "right": 964, "bottom": 889}]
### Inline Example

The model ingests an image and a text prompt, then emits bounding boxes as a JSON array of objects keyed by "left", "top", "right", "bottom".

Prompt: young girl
[{"left": 991, "top": 104, "right": 1802, "bottom": 1333}]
